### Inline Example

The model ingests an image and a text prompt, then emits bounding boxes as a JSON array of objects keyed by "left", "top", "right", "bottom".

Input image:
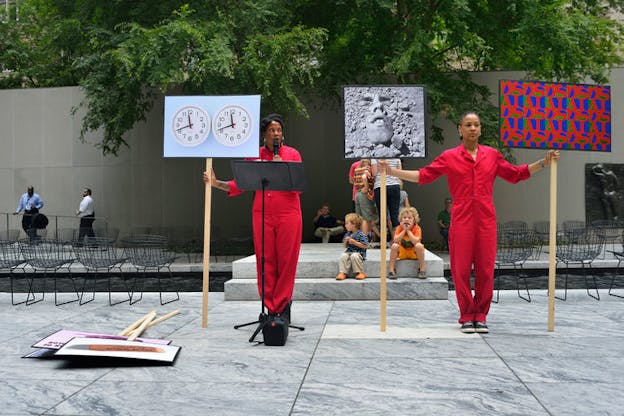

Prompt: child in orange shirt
[{"left": 388, "top": 206, "right": 426, "bottom": 279}]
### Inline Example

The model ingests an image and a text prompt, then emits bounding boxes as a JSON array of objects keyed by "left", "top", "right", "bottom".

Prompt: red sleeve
[
  {"left": 418, "top": 152, "right": 448, "bottom": 185},
  {"left": 227, "top": 180, "right": 244, "bottom": 197},
  {"left": 496, "top": 152, "right": 530, "bottom": 184}
]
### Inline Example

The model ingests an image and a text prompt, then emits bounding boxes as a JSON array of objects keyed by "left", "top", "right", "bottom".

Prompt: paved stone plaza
[{"left": 1, "top": 288, "right": 623, "bottom": 415}]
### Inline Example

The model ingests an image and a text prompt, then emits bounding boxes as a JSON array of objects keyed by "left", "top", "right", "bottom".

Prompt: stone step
[
  {"left": 224, "top": 277, "right": 449, "bottom": 301},
  {"left": 225, "top": 243, "right": 447, "bottom": 301},
  {"left": 231, "top": 243, "right": 444, "bottom": 279}
]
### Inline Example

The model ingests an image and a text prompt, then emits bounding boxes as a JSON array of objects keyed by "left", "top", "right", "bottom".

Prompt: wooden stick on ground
[
  {"left": 146, "top": 310, "right": 181, "bottom": 329},
  {"left": 127, "top": 311, "right": 157, "bottom": 341},
  {"left": 118, "top": 310, "right": 157, "bottom": 337}
]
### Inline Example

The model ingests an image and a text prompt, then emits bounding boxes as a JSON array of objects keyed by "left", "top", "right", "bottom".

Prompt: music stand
[{"left": 231, "top": 160, "right": 306, "bottom": 343}]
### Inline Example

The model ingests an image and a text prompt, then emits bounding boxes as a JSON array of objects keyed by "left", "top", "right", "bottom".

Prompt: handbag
[{"left": 262, "top": 314, "right": 289, "bottom": 346}]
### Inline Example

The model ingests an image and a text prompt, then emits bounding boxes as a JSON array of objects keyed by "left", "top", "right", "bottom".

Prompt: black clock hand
[
  {"left": 230, "top": 112, "right": 235, "bottom": 128},
  {"left": 218, "top": 123, "right": 235, "bottom": 132}
]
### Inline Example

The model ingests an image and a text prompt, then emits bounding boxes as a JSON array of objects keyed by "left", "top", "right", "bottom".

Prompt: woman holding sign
[
  {"left": 203, "top": 113, "right": 301, "bottom": 321},
  {"left": 379, "top": 112, "right": 560, "bottom": 334}
]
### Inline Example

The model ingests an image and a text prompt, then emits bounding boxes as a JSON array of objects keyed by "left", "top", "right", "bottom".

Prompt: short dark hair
[
  {"left": 84, "top": 188, "right": 92, "bottom": 195},
  {"left": 260, "top": 113, "right": 284, "bottom": 132}
]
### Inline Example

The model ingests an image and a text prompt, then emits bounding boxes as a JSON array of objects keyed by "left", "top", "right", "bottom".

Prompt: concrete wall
[{"left": 1, "top": 69, "right": 622, "bottom": 246}]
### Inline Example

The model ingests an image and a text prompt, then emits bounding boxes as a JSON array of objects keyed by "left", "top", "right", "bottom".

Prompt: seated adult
[
  {"left": 437, "top": 197, "right": 452, "bottom": 251},
  {"left": 313, "top": 203, "right": 345, "bottom": 243}
]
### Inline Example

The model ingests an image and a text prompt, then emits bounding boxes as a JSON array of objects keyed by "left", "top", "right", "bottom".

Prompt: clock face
[
  {"left": 212, "top": 105, "right": 253, "bottom": 147},
  {"left": 172, "top": 106, "right": 210, "bottom": 147}
]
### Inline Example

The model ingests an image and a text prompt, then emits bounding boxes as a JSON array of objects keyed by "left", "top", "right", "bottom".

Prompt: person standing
[
  {"left": 76, "top": 188, "right": 95, "bottom": 242},
  {"left": 379, "top": 112, "right": 560, "bottom": 334},
  {"left": 14, "top": 186, "right": 44, "bottom": 238},
  {"left": 204, "top": 113, "right": 301, "bottom": 322},
  {"left": 371, "top": 158, "right": 402, "bottom": 236},
  {"left": 437, "top": 197, "right": 452, "bottom": 251},
  {"left": 348, "top": 159, "right": 362, "bottom": 211}
]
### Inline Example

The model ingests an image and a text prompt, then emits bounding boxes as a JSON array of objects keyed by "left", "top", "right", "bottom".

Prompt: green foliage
[{"left": 1, "top": 0, "right": 622, "bottom": 154}]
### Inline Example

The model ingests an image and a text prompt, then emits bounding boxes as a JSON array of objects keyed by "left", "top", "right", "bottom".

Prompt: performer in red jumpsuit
[
  {"left": 204, "top": 114, "right": 302, "bottom": 318},
  {"left": 380, "top": 112, "right": 559, "bottom": 334}
]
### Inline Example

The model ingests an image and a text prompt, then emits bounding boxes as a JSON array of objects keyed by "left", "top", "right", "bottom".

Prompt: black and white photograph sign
[{"left": 343, "top": 85, "right": 426, "bottom": 159}]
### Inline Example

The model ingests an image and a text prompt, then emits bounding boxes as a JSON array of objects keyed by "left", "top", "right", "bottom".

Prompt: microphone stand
[{"left": 234, "top": 178, "right": 268, "bottom": 342}]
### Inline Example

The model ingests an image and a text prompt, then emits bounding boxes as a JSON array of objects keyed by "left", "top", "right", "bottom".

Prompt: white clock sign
[
  {"left": 213, "top": 105, "right": 253, "bottom": 147},
  {"left": 172, "top": 105, "right": 210, "bottom": 147},
  {"left": 163, "top": 95, "right": 260, "bottom": 158}
]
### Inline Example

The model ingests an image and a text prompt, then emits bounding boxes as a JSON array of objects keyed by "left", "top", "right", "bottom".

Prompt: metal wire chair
[
  {"left": 0, "top": 240, "right": 29, "bottom": 305},
  {"left": 17, "top": 238, "right": 79, "bottom": 306},
  {"left": 73, "top": 237, "right": 132, "bottom": 306},
  {"left": 121, "top": 234, "right": 179, "bottom": 305},
  {"left": 493, "top": 228, "right": 536, "bottom": 303},
  {"left": 606, "top": 228, "right": 624, "bottom": 299},
  {"left": 555, "top": 228, "right": 604, "bottom": 301},
  {"left": 591, "top": 219, "right": 622, "bottom": 259}
]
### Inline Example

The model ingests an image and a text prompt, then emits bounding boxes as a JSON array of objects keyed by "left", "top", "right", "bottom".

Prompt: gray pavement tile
[{"left": 0, "top": 289, "right": 622, "bottom": 415}]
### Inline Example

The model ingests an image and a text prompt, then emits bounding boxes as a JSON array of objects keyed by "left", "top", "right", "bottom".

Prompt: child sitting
[
  {"left": 336, "top": 213, "right": 369, "bottom": 280},
  {"left": 388, "top": 206, "right": 426, "bottom": 279}
]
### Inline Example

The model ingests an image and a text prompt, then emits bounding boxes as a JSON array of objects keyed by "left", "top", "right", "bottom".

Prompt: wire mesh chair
[
  {"left": 17, "top": 238, "right": 79, "bottom": 306},
  {"left": 531, "top": 221, "right": 552, "bottom": 260},
  {"left": 73, "top": 237, "right": 132, "bottom": 306},
  {"left": 562, "top": 220, "right": 586, "bottom": 243},
  {"left": 493, "top": 227, "right": 536, "bottom": 303},
  {"left": 606, "top": 228, "right": 624, "bottom": 299},
  {"left": 590, "top": 219, "right": 622, "bottom": 259},
  {"left": 555, "top": 228, "right": 604, "bottom": 301},
  {"left": 0, "top": 240, "right": 29, "bottom": 305},
  {"left": 121, "top": 234, "right": 179, "bottom": 305}
]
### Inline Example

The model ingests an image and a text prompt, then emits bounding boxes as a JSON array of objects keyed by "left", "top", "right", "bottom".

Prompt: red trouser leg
[
  {"left": 252, "top": 210, "right": 302, "bottom": 314},
  {"left": 472, "top": 234, "right": 496, "bottom": 323},
  {"left": 449, "top": 228, "right": 476, "bottom": 324}
]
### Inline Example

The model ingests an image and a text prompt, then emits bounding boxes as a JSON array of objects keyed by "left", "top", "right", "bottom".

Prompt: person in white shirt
[{"left": 76, "top": 188, "right": 95, "bottom": 241}]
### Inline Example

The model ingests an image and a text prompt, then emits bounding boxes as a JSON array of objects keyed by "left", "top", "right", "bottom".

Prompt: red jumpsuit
[
  {"left": 419, "top": 144, "right": 530, "bottom": 323},
  {"left": 227, "top": 145, "right": 302, "bottom": 314}
]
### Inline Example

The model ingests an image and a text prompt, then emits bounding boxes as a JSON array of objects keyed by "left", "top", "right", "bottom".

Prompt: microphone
[{"left": 273, "top": 139, "right": 280, "bottom": 157}]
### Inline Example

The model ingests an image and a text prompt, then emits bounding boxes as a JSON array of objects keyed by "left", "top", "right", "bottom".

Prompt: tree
[
  {"left": 291, "top": 0, "right": 624, "bottom": 149},
  {"left": 1, "top": 0, "right": 622, "bottom": 154}
]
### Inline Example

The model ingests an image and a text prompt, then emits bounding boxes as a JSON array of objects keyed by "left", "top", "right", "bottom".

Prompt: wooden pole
[
  {"left": 146, "top": 310, "right": 181, "bottom": 328},
  {"left": 548, "top": 159, "right": 558, "bottom": 331},
  {"left": 202, "top": 158, "right": 213, "bottom": 328},
  {"left": 127, "top": 311, "right": 157, "bottom": 341},
  {"left": 118, "top": 310, "right": 157, "bottom": 337},
  {"left": 380, "top": 170, "right": 387, "bottom": 332}
]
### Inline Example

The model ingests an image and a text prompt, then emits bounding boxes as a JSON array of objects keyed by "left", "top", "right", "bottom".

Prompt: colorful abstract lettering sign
[{"left": 499, "top": 80, "right": 611, "bottom": 152}]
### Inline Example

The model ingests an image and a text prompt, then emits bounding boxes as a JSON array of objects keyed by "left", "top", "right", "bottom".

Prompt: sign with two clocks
[{"left": 163, "top": 95, "right": 261, "bottom": 158}]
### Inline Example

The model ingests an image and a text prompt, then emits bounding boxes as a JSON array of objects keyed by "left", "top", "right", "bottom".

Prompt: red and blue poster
[{"left": 499, "top": 80, "right": 611, "bottom": 152}]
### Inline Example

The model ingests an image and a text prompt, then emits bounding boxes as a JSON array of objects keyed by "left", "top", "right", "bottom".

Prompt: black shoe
[
  {"left": 280, "top": 301, "right": 291, "bottom": 324},
  {"left": 474, "top": 321, "right": 489, "bottom": 333},
  {"left": 460, "top": 322, "right": 476, "bottom": 333}
]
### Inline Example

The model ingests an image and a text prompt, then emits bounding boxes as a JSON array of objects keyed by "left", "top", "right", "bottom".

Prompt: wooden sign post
[
  {"left": 380, "top": 171, "right": 387, "bottom": 332},
  {"left": 202, "top": 158, "right": 213, "bottom": 328},
  {"left": 547, "top": 159, "right": 558, "bottom": 331}
]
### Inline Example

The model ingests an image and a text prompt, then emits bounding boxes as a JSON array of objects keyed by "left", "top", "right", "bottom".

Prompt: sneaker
[
  {"left": 355, "top": 272, "right": 366, "bottom": 280},
  {"left": 474, "top": 321, "right": 489, "bottom": 333},
  {"left": 460, "top": 322, "right": 476, "bottom": 333},
  {"left": 417, "top": 270, "right": 426, "bottom": 279},
  {"left": 388, "top": 271, "right": 397, "bottom": 279},
  {"left": 335, "top": 272, "right": 347, "bottom": 281}
]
